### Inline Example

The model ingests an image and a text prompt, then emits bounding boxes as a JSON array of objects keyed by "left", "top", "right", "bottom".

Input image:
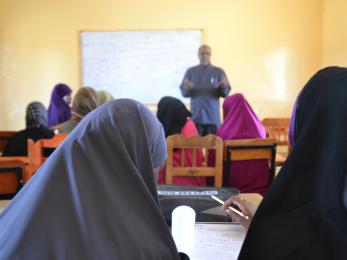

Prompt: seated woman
[
  {"left": 0, "top": 99, "right": 187, "bottom": 259},
  {"left": 217, "top": 93, "right": 270, "bottom": 194},
  {"left": 97, "top": 90, "right": 114, "bottom": 105},
  {"left": 47, "top": 83, "right": 72, "bottom": 127},
  {"left": 2, "top": 102, "right": 54, "bottom": 156},
  {"left": 224, "top": 67, "right": 347, "bottom": 259},
  {"left": 157, "top": 96, "right": 206, "bottom": 186},
  {"left": 53, "top": 87, "right": 99, "bottom": 133}
]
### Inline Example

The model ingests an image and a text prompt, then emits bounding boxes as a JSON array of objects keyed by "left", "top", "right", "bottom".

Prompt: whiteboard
[{"left": 80, "top": 30, "right": 202, "bottom": 104}]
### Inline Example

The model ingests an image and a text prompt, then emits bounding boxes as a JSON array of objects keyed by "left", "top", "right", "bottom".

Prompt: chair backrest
[
  {"left": 0, "top": 159, "right": 25, "bottom": 197},
  {"left": 166, "top": 134, "right": 223, "bottom": 187},
  {"left": 224, "top": 138, "right": 277, "bottom": 183},
  {"left": 0, "top": 131, "right": 17, "bottom": 154},
  {"left": 27, "top": 134, "right": 67, "bottom": 171},
  {"left": 261, "top": 118, "right": 290, "bottom": 146}
]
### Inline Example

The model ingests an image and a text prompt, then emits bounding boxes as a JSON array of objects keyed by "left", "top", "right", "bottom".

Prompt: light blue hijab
[{"left": 0, "top": 99, "right": 180, "bottom": 260}]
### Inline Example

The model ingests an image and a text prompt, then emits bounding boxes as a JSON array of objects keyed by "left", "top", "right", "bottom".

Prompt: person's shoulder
[
  {"left": 13, "top": 129, "right": 29, "bottom": 137},
  {"left": 10, "top": 129, "right": 33, "bottom": 140},
  {"left": 53, "top": 120, "right": 75, "bottom": 134},
  {"left": 38, "top": 126, "right": 55, "bottom": 138},
  {"left": 211, "top": 65, "right": 225, "bottom": 73},
  {"left": 187, "top": 65, "right": 200, "bottom": 72},
  {"left": 2, "top": 129, "right": 35, "bottom": 156},
  {"left": 52, "top": 122, "right": 63, "bottom": 130},
  {"left": 181, "top": 119, "right": 199, "bottom": 137},
  {"left": 21, "top": 127, "right": 54, "bottom": 140}
]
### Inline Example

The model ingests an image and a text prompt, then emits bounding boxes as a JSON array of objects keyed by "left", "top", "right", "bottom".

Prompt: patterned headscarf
[
  {"left": 71, "top": 87, "right": 99, "bottom": 121},
  {"left": 97, "top": 90, "right": 114, "bottom": 105},
  {"left": 25, "top": 102, "right": 48, "bottom": 129}
]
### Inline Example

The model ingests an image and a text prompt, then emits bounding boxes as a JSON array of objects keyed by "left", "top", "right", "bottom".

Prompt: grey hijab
[
  {"left": 0, "top": 99, "right": 180, "bottom": 260},
  {"left": 25, "top": 101, "right": 48, "bottom": 128}
]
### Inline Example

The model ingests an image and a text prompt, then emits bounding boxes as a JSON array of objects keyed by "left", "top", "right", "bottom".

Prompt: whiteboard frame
[{"left": 78, "top": 29, "right": 205, "bottom": 105}]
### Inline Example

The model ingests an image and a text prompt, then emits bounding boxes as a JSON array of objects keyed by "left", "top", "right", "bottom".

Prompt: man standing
[{"left": 180, "top": 45, "right": 231, "bottom": 136}]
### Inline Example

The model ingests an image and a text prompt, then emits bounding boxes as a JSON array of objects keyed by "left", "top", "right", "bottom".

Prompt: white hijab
[{"left": 0, "top": 99, "right": 180, "bottom": 260}]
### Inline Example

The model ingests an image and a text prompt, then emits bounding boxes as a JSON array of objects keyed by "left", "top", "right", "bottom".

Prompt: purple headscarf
[
  {"left": 288, "top": 97, "right": 298, "bottom": 148},
  {"left": 47, "top": 83, "right": 72, "bottom": 127}
]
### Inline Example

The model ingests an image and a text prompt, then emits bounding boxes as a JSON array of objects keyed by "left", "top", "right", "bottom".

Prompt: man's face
[{"left": 198, "top": 46, "right": 211, "bottom": 66}]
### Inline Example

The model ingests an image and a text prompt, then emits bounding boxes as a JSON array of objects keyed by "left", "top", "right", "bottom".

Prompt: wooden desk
[
  {"left": 0, "top": 196, "right": 259, "bottom": 260},
  {"left": 0, "top": 157, "right": 33, "bottom": 183},
  {"left": 0, "top": 156, "right": 28, "bottom": 164},
  {"left": 190, "top": 194, "right": 262, "bottom": 259}
]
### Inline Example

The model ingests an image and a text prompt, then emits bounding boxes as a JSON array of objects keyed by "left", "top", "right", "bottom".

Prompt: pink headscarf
[
  {"left": 218, "top": 93, "right": 266, "bottom": 140},
  {"left": 217, "top": 93, "right": 269, "bottom": 194}
]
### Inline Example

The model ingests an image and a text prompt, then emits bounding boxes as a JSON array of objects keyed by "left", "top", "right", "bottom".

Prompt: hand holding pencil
[{"left": 222, "top": 196, "right": 256, "bottom": 230}]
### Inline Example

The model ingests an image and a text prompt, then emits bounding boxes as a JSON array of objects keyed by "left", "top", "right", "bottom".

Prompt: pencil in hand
[{"left": 211, "top": 195, "right": 250, "bottom": 220}]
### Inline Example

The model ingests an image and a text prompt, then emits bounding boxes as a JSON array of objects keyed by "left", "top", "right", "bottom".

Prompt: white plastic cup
[{"left": 171, "top": 206, "right": 196, "bottom": 257}]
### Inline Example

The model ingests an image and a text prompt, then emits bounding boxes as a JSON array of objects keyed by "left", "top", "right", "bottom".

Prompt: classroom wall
[
  {"left": 1, "top": 0, "right": 323, "bottom": 130},
  {"left": 321, "top": 0, "right": 347, "bottom": 67},
  {"left": 0, "top": 1, "right": 6, "bottom": 129}
]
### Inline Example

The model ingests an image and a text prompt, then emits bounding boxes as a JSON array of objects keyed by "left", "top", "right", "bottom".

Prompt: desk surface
[
  {"left": 0, "top": 202, "right": 249, "bottom": 260},
  {"left": 0, "top": 200, "right": 10, "bottom": 214},
  {"left": 192, "top": 223, "right": 246, "bottom": 260},
  {"left": 0, "top": 195, "right": 261, "bottom": 260}
]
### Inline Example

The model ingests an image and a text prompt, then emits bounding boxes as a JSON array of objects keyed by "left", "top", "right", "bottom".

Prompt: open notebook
[{"left": 191, "top": 223, "right": 246, "bottom": 260}]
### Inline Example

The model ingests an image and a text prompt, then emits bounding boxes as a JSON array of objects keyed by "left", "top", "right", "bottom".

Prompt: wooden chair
[
  {"left": 224, "top": 138, "right": 277, "bottom": 184},
  {"left": 0, "top": 131, "right": 17, "bottom": 154},
  {"left": 0, "top": 159, "right": 26, "bottom": 198},
  {"left": 262, "top": 118, "right": 291, "bottom": 165},
  {"left": 27, "top": 134, "right": 67, "bottom": 173},
  {"left": 261, "top": 118, "right": 290, "bottom": 145},
  {"left": 166, "top": 134, "right": 223, "bottom": 187}
]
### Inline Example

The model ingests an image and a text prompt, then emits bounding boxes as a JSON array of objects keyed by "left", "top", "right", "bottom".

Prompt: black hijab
[
  {"left": 239, "top": 67, "right": 347, "bottom": 259},
  {"left": 157, "top": 96, "right": 192, "bottom": 137}
]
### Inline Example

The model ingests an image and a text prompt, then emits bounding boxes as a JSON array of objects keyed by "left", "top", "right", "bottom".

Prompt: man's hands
[
  {"left": 183, "top": 79, "right": 194, "bottom": 91},
  {"left": 218, "top": 77, "right": 229, "bottom": 88}
]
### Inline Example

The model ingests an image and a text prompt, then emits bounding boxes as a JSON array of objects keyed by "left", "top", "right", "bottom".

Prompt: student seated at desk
[
  {"left": 224, "top": 67, "right": 347, "bottom": 259},
  {"left": 47, "top": 83, "right": 72, "bottom": 127},
  {"left": 2, "top": 102, "right": 54, "bottom": 156},
  {"left": 216, "top": 93, "right": 270, "bottom": 194},
  {"left": 0, "top": 99, "right": 188, "bottom": 260},
  {"left": 157, "top": 96, "right": 206, "bottom": 186},
  {"left": 53, "top": 87, "right": 99, "bottom": 133}
]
